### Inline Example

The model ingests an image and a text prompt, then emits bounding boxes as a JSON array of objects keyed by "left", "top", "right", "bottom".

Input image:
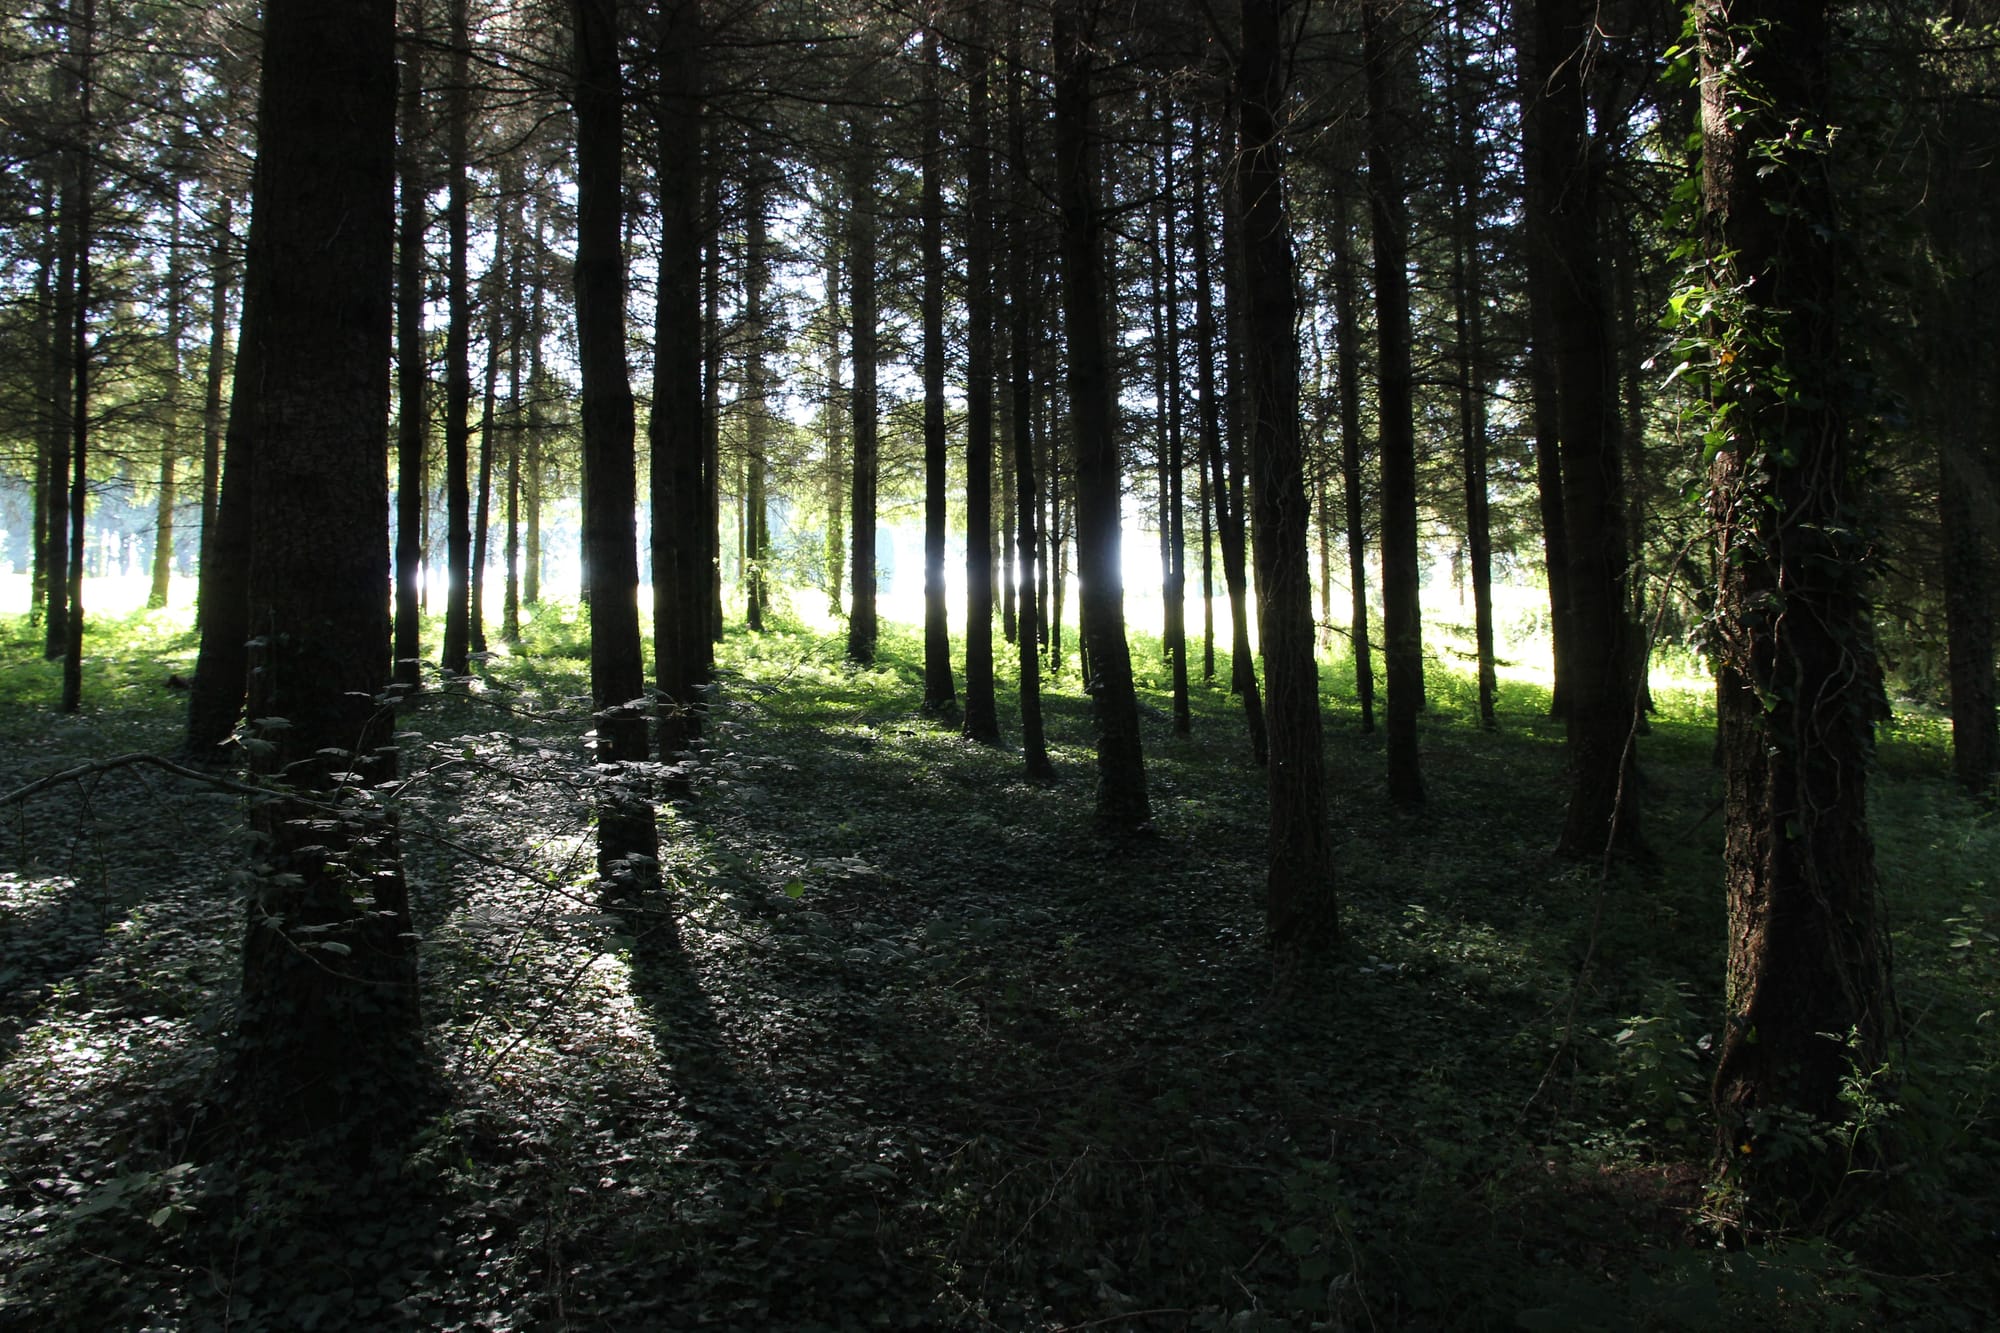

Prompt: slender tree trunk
[
  {"left": 524, "top": 202, "right": 546, "bottom": 607},
  {"left": 963, "top": 20, "right": 1000, "bottom": 743},
  {"left": 1364, "top": 0, "right": 1425, "bottom": 806},
  {"left": 651, "top": 0, "right": 706, "bottom": 755},
  {"left": 1701, "top": 0, "right": 1895, "bottom": 1220},
  {"left": 1008, "top": 2, "right": 1053, "bottom": 781},
  {"left": 471, "top": 259, "right": 501, "bottom": 658},
  {"left": 61, "top": 0, "right": 90, "bottom": 717},
  {"left": 1515, "top": 0, "right": 1574, "bottom": 719},
  {"left": 1448, "top": 4, "right": 1497, "bottom": 728},
  {"left": 572, "top": 0, "right": 658, "bottom": 891},
  {"left": 1194, "top": 109, "right": 1267, "bottom": 764},
  {"left": 393, "top": 0, "right": 427, "bottom": 688},
  {"left": 703, "top": 159, "right": 725, "bottom": 642},
  {"left": 501, "top": 159, "right": 524, "bottom": 645},
  {"left": 440, "top": 0, "right": 473, "bottom": 676},
  {"left": 743, "top": 172, "right": 771, "bottom": 633},
  {"left": 196, "top": 193, "right": 233, "bottom": 641},
  {"left": 150, "top": 188, "right": 185, "bottom": 611},
  {"left": 44, "top": 55, "right": 78, "bottom": 663},
  {"left": 1155, "top": 102, "right": 1191, "bottom": 737},
  {"left": 1056, "top": 0, "right": 1150, "bottom": 831},
  {"left": 1539, "top": 0, "right": 1641, "bottom": 858},
  {"left": 1240, "top": 0, "right": 1335, "bottom": 951},
  {"left": 921, "top": 22, "right": 955, "bottom": 711},
  {"left": 1333, "top": 186, "right": 1375, "bottom": 731},
  {"left": 847, "top": 114, "right": 880, "bottom": 664},
  {"left": 822, "top": 179, "right": 846, "bottom": 617}
]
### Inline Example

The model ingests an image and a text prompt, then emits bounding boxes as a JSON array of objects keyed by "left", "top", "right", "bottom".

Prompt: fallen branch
[{"left": 0, "top": 752, "right": 269, "bottom": 808}]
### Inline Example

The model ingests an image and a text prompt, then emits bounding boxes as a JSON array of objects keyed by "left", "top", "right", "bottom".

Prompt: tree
[
  {"left": 1362, "top": 0, "right": 1424, "bottom": 807},
  {"left": 440, "top": 0, "right": 475, "bottom": 677},
  {"left": 232, "top": 0, "right": 421, "bottom": 1131},
  {"left": 572, "top": 0, "right": 658, "bottom": 891},
  {"left": 961, "top": 12, "right": 1000, "bottom": 745},
  {"left": 1055, "top": 0, "right": 1149, "bottom": 832},
  {"left": 846, "top": 111, "right": 881, "bottom": 664},
  {"left": 1697, "top": 0, "right": 1896, "bottom": 1219},
  {"left": 919, "top": 17, "right": 955, "bottom": 713},
  {"left": 1238, "top": 0, "right": 1335, "bottom": 951},
  {"left": 393, "top": 0, "right": 427, "bottom": 691}
]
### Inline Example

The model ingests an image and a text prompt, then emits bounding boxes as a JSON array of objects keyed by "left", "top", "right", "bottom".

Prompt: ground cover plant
[{"left": 1, "top": 604, "right": 1996, "bottom": 1330}]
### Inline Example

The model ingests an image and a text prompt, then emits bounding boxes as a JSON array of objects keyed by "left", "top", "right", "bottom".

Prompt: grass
[{"left": 0, "top": 599, "right": 1995, "bottom": 1330}]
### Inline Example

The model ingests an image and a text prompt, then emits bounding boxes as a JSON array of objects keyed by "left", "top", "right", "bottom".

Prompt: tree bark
[
  {"left": 149, "top": 187, "right": 185, "bottom": 611},
  {"left": 1056, "top": 0, "right": 1149, "bottom": 832},
  {"left": 1007, "top": 1, "right": 1053, "bottom": 781},
  {"left": 1537, "top": 0, "right": 1641, "bottom": 858},
  {"left": 572, "top": 0, "right": 658, "bottom": 891},
  {"left": 196, "top": 194, "right": 234, "bottom": 644},
  {"left": 1194, "top": 108, "right": 1267, "bottom": 765},
  {"left": 440, "top": 0, "right": 474, "bottom": 676},
  {"left": 847, "top": 113, "right": 881, "bottom": 664},
  {"left": 1700, "top": 0, "right": 1896, "bottom": 1219},
  {"left": 234, "top": 0, "right": 421, "bottom": 1136},
  {"left": 394, "top": 0, "right": 427, "bottom": 687},
  {"left": 651, "top": 0, "right": 707, "bottom": 755},
  {"left": 920, "top": 21, "right": 955, "bottom": 711},
  {"left": 962, "top": 18, "right": 1000, "bottom": 744},
  {"left": 1239, "top": 0, "right": 1336, "bottom": 952},
  {"left": 1332, "top": 185, "right": 1375, "bottom": 732},
  {"left": 1363, "top": 0, "right": 1425, "bottom": 806}
]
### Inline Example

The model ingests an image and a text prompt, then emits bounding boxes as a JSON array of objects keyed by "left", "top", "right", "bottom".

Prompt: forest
[{"left": 1, "top": 0, "right": 1998, "bottom": 1327}]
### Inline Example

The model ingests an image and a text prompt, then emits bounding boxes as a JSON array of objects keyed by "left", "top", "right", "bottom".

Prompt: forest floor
[{"left": 1, "top": 603, "right": 1996, "bottom": 1331}]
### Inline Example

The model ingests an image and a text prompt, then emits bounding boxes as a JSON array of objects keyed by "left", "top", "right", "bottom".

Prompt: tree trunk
[
  {"left": 847, "top": 114, "right": 881, "bottom": 664},
  {"left": 234, "top": 0, "right": 421, "bottom": 1137},
  {"left": 471, "top": 257, "right": 501, "bottom": 659},
  {"left": 1537, "top": 0, "right": 1641, "bottom": 858},
  {"left": 440, "top": 0, "right": 473, "bottom": 676},
  {"left": 393, "top": 0, "right": 427, "bottom": 689},
  {"left": 1239, "top": 0, "right": 1336, "bottom": 952},
  {"left": 743, "top": 173, "right": 771, "bottom": 633},
  {"left": 196, "top": 194, "right": 234, "bottom": 643},
  {"left": 1514, "top": 0, "right": 1574, "bottom": 720},
  {"left": 1007, "top": 1, "right": 1053, "bottom": 781},
  {"left": 1448, "top": 3, "right": 1496, "bottom": 728},
  {"left": 149, "top": 187, "right": 185, "bottom": 611},
  {"left": 501, "top": 158, "right": 524, "bottom": 645},
  {"left": 1363, "top": 0, "right": 1425, "bottom": 806},
  {"left": 651, "top": 0, "right": 706, "bottom": 755},
  {"left": 1056, "top": 0, "right": 1150, "bottom": 832},
  {"left": 963, "top": 20, "right": 1000, "bottom": 744},
  {"left": 524, "top": 201, "right": 546, "bottom": 607},
  {"left": 921, "top": 22, "right": 955, "bottom": 711},
  {"left": 1194, "top": 108, "right": 1267, "bottom": 765},
  {"left": 572, "top": 0, "right": 658, "bottom": 892},
  {"left": 1699, "top": 0, "right": 1896, "bottom": 1220},
  {"left": 1332, "top": 185, "right": 1375, "bottom": 732}
]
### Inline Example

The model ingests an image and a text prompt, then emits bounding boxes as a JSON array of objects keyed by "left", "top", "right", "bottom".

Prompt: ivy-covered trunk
[{"left": 1698, "top": 0, "right": 1896, "bottom": 1223}]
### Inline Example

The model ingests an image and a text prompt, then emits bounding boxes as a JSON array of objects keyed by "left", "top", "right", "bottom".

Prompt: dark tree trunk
[
  {"left": 1239, "top": 0, "right": 1336, "bottom": 952},
  {"left": 1699, "top": 0, "right": 1896, "bottom": 1219},
  {"left": 822, "top": 189, "right": 846, "bottom": 618},
  {"left": 1448, "top": 4, "right": 1496, "bottom": 728},
  {"left": 962, "top": 19, "right": 1000, "bottom": 744},
  {"left": 1007, "top": 1, "right": 1053, "bottom": 781},
  {"left": 394, "top": 0, "right": 427, "bottom": 689},
  {"left": 59, "top": 0, "right": 92, "bottom": 715},
  {"left": 743, "top": 174, "right": 771, "bottom": 633},
  {"left": 920, "top": 23, "right": 955, "bottom": 711},
  {"left": 149, "top": 189, "right": 184, "bottom": 611},
  {"left": 1514, "top": 0, "right": 1574, "bottom": 719},
  {"left": 440, "top": 0, "right": 473, "bottom": 676},
  {"left": 471, "top": 257, "right": 501, "bottom": 658},
  {"left": 1537, "top": 0, "right": 1641, "bottom": 858},
  {"left": 234, "top": 0, "right": 422, "bottom": 1136},
  {"left": 1154, "top": 101, "right": 1191, "bottom": 738},
  {"left": 572, "top": 0, "right": 658, "bottom": 891},
  {"left": 196, "top": 194, "right": 234, "bottom": 643},
  {"left": 1941, "top": 437, "right": 1997, "bottom": 796},
  {"left": 1332, "top": 186, "right": 1375, "bottom": 732},
  {"left": 44, "top": 42, "right": 79, "bottom": 664},
  {"left": 185, "top": 193, "right": 262, "bottom": 757},
  {"left": 501, "top": 158, "right": 524, "bottom": 645},
  {"left": 1056, "top": 0, "right": 1149, "bottom": 832},
  {"left": 1363, "top": 0, "right": 1425, "bottom": 806},
  {"left": 703, "top": 157, "right": 725, "bottom": 643},
  {"left": 651, "top": 0, "right": 707, "bottom": 755},
  {"left": 524, "top": 204, "right": 546, "bottom": 607},
  {"left": 1194, "top": 108, "right": 1267, "bottom": 764},
  {"left": 847, "top": 114, "right": 881, "bottom": 664}
]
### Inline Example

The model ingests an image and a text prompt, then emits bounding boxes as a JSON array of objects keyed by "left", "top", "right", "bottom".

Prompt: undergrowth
[{"left": 0, "top": 603, "right": 1994, "bottom": 1329}]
